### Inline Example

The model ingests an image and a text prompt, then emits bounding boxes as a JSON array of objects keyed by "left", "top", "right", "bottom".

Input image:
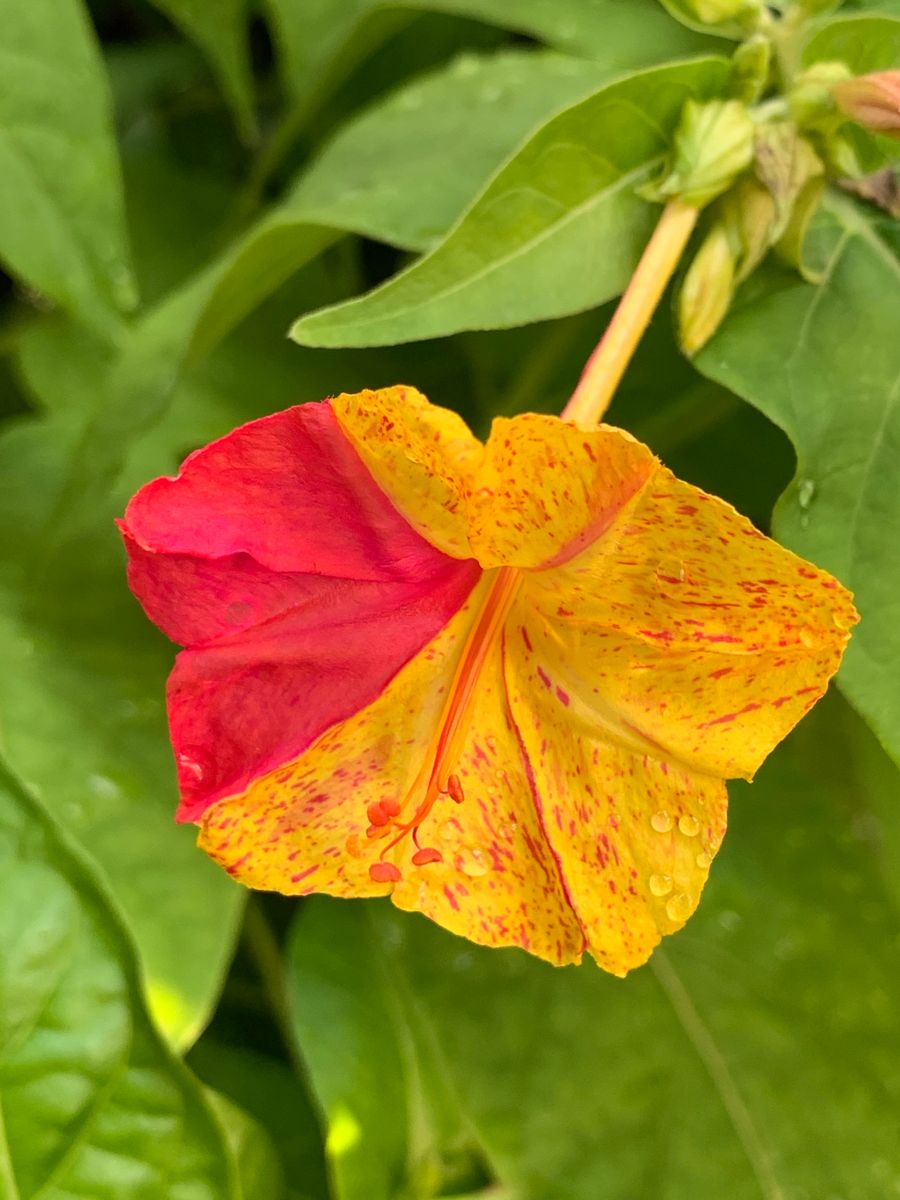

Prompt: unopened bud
[
  {"left": 833, "top": 71, "right": 900, "bottom": 140},
  {"left": 680, "top": 0, "right": 760, "bottom": 23},
  {"left": 774, "top": 171, "right": 826, "bottom": 283},
  {"left": 649, "top": 100, "right": 756, "bottom": 208},
  {"left": 789, "top": 62, "right": 852, "bottom": 132},
  {"left": 719, "top": 177, "right": 776, "bottom": 282},
  {"left": 754, "top": 122, "right": 824, "bottom": 240},
  {"left": 730, "top": 34, "right": 772, "bottom": 104},
  {"left": 678, "top": 223, "right": 736, "bottom": 356}
]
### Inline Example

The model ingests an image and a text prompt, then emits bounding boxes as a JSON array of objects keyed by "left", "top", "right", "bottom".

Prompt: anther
[
  {"left": 369, "top": 862, "right": 402, "bottom": 883},
  {"left": 367, "top": 801, "right": 391, "bottom": 826},
  {"left": 412, "top": 847, "right": 443, "bottom": 867},
  {"left": 447, "top": 774, "right": 465, "bottom": 804}
]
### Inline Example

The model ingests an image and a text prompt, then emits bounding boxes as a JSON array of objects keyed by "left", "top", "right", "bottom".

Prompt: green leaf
[
  {"left": 287, "top": 50, "right": 621, "bottom": 254},
  {"left": 801, "top": 12, "right": 900, "bottom": 71},
  {"left": 286, "top": 695, "right": 900, "bottom": 1199},
  {"left": 290, "top": 58, "right": 731, "bottom": 347},
  {"left": 695, "top": 194, "right": 900, "bottom": 766},
  {"left": 0, "top": 415, "right": 244, "bottom": 1050},
  {"left": 0, "top": 763, "right": 240, "bottom": 1199},
  {"left": 146, "top": 0, "right": 255, "bottom": 140},
  {"left": 0, "top": 0, "right": 136, "bottom": 332},
  {"left": 265, "top": 0, "right": 718, "bottom": 108},
  {"left": 287, "top": 902, "right": 494, "bottom": 1200},
  {"left": 206, "top": 1090, "right": 287, "bottom": 1200}
]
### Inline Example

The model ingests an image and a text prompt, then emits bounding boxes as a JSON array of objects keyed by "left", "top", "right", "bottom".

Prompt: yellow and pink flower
[{"left": 120, "top": 386, "right": 855, "bottom": 975}]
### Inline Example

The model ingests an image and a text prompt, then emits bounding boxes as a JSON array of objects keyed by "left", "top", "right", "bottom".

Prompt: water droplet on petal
[
  {"left": 176, "top": 753, "right": 204, "bottom": 783},
  {"left": 666, "top": 893, "right": 693, "bottom": 922},
  {"left": 438, "top": 821, "right": 457, "bottom": 843},
  {"left": 650, "top": 810, "right": 673, "bottom": 834},
  {"left": 678, "top": 814, "right": 700, "bottom": 837},
  {"left": 459, "top": 846, "right": 489, "bottom": 878},
  {"left": 799, "top": 629, "right": 815, "bottom": 648},
  {"left": 695, "top": 850, "right": 712, "bottom": 869},
  {"left": 649, "top": 874, "right": 672, "bottom": 897}
]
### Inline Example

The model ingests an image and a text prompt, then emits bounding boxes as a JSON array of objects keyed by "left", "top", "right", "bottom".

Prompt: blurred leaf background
[{"left": 0, "top": 1, "right": 898, "bottom": 1197}]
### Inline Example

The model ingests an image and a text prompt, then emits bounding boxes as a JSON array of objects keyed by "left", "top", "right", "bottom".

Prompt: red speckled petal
[
  {"left": 520, "top": 467, "right": 857, "bottom": 780},
  {"left": 119, "top": 394, "right": 482, "bottom": 818},
  {"left": 505, "top": 625, "right": 728, "bottom": 975},
  {"left": 169, "top": 559, "right": 479, "bottom": 820},
  {"left": 121, "top": 398, "right": 453, "bottom": 579},
  {"left": 468, "top": 415, "right": 655, "bottom": 569},
  {"left": 198, "top": 578, "right": 586, "bottom": 965}
]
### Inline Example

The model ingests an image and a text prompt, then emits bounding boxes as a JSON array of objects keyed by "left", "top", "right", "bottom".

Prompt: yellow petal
[
  {"left": 199, "top": 575, "right": 585, "bottom": 964},
  {"left": 468, "top": 414, "right": 655, "bottom": 569},
  {"left": 504, "top": 625, "right": 727, "bottom": 975},
  {"left": 520, "top": 466, "right": 856, "bottom": 780},
  {"left": 333, "top": 386, "right": 482, "bottom": 559}
]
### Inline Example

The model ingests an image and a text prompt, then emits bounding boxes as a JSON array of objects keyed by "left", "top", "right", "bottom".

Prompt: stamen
[
  {"left": 363, "top": 568, "right": 522, "bottom": 876},
  {"left": 370, "top": 862, "right": 401, "bottom": 883},
  {"left": 447, "top": 774, "right": 465, "bottom": 804}
]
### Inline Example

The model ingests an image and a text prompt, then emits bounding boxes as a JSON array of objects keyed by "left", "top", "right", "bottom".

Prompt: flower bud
[
  {"left": 681, "top": 0, "right": 760, "bottom": 23},
  {"left": 789, "top": 62, "right": 853, "bottom": 133},
  {"left": 649, "top": 100, "right": 756, "bottom": 208},
  {"left": 678, "top": 223, "right": 736, "bottom": 356},
  {"left": 730, "top": 34, "right": 772, "bottom": 104},
  {"left": 719, "top": 177, "right": 776, "bottom": 282},
  {"left": 754, "top": 121, "right": 824, "bottom": 240},
  {"left": 832, "top": 71, "right": 900, "bottom": 140}
]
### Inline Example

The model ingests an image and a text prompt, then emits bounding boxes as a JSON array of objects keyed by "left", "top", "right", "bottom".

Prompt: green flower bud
[
  {"left": 789, "top": 62, "right": 853, "bottom": 133},
  {"left": 719, "top": 177, "right": 777, "bottom": 282},
  {"left": 678, "top": 223, "right": 736, "bottom": 356},
  {"left": 648, "top": 100, "right": 756, "bottom": 208},
  {"left": 660, "top": 0, "right": 765, "bottom": 35},
  {"left": 753, "top": 122, "right": 824, "bottom": 241},
  {"left": 730, "top": 34, "right": 772, "bottom": 104}
]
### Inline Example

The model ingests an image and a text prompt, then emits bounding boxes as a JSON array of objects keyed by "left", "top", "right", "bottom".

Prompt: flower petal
[
  {"left": 504, "top": 627, "right": 727, "bottom": 975},
  {"left": 168, "top": 560, "right": 478, "bottom": 820},
  {"left": 120, "top": 397, "right": 482, "bottom": 818},
  {"left": 519, "top": 468, "right": 857, "bottom": 780},
  {"left": 122, "top": 399, "right": 450, "bottom": 579},
  {"left": 199, "top": 578, "right": 586, "bottom": 965},
  {"left": 333, "top": 386, "right": 482, "bottom": 559},
  {"left": 468, "top": 415, "right": 655, "bottom": 569}
]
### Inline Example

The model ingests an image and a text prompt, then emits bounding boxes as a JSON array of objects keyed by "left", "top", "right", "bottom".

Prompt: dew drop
[
  {"left": 798, "top": 478, "right": 816, "bottom": 509},
  {"left": 649, "top": 874, "right": 672, "bottom": 897},
  {"left": 459, "top": 846, "right": 489, "bottom": 878},
  {"left": 438, "top": 821, "right": 457, "bottom": 843},
  {"left": 799, "top": 629, "right": 815, "bottom": 648},
  {"left": 695, "top": 850, "right": 712, "bottom": 869},
  {"left": 176, "top": 753, "right": 204, "bottom": 783},
  {"left": 666, "top": 893, "right": 693, "bottom": 922},
  {"left": 678, "top": 813, "right": 700, "bottom": 837},
  {"left": 650, "top": 810, "right": 673, "bottom": 834}
]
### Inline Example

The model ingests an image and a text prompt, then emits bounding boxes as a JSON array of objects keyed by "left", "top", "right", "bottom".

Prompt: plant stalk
[{"left": 562, "top": 199, "right": 699, "bottom": 426}]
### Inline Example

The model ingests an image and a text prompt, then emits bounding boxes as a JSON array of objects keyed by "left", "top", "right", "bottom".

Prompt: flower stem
[{"left": 562, "top": 199, "right": 699, "bottom": 426}]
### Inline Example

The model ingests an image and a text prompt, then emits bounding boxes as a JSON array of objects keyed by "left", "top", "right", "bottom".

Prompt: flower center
[{"left": 367, "top": 566, "right": 522, "bottom": 882}]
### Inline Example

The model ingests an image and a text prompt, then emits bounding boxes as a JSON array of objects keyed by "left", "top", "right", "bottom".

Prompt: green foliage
[
  {"left": 0, "top": 765, "right": 240, "bottom": 1198},
  {"left": 1, "top": 0, "right": 899, "bottom": 1194},
  {"left": 0, "top": 0, "right": 135, "bottom": 333}
]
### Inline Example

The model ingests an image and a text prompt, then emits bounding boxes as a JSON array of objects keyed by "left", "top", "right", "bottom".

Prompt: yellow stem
[{"left": 562, "top": 199, "right": 699, "bottom": 427}]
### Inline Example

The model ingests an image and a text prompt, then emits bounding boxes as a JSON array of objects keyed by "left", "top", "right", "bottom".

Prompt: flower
[{"left": 120, "top": 387, "right": 856, "bottom": 975}]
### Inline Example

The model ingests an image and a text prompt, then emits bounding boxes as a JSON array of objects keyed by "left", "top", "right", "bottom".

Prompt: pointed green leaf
[
  {"left": 264, "top": 0, "right": 718, "bottom": 108},
  {"left": 0, "top": 0, "right": 136, "bottom": 332},
  {"left": 0, "top": 764, "right": 240, "bottom": 1199},
  {"left": 696, "top": 195, "right": 900, "bottom": 765},
  {"left": 290, "top": 58, "right": 731, "bottom": 348}
]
